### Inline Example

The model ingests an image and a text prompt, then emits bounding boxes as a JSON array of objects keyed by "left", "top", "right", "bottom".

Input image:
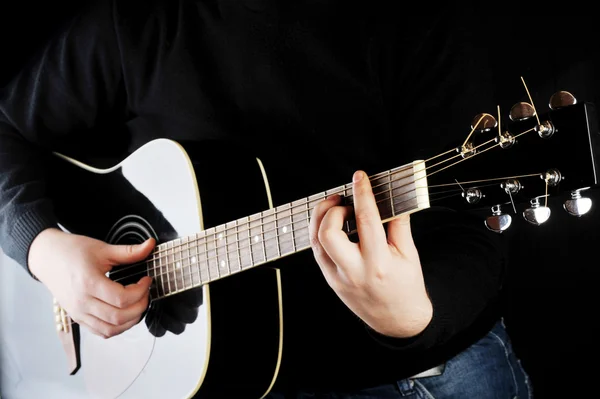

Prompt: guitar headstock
[{"left": 426, "top": 87, "right": 600, "bottom": 233}]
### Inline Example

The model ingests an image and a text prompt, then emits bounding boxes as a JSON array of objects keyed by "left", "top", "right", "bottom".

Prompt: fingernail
[{"left": 353, "top": 171, "right": 364, "bottom": 183}]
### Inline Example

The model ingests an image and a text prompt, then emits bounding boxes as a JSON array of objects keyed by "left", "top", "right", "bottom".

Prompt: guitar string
[
  {"left": 124, "top": 127, "right": 532, "bottom": 264},
  {"left": 110, "top": 127, "right": 539, "bottom": 287},
  {"left": 112, "top": 171, "right": 532, "bottom": 288},
  {"left": 112, "top": 167, "right": 544, "bottom": 290},
  {"left": 111, "top": 169, "right": 545, "bottom": 299},
  {"left": 110, "top": 154, "right": 470, "bottom": 282},
  {"left": 132, "top": 124, "right": 505, "bottom": 263}
]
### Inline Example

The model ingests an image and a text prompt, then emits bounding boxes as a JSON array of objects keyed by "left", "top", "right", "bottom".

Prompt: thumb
[
  {"left": 105, "top": 238, "right": 156, "bottom": 266},
  {"left": 387, "top": 213, "right": 419, "bottom": 260}
]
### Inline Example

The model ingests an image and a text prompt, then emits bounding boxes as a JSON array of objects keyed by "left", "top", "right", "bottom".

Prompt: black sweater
[{"left": 0, "top": 0, "right": 509, "bottom": 392}]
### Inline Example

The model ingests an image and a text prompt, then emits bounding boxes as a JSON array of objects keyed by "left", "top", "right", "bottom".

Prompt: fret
[
  {"left": 165, "top": 241, "right": 173, "bottom": 294},
  {"left": 215, "top": 225, "right": 230, "bottom": 278},
  {"left": 158, "top": 244, "right": 169, "bottom": 296},
  {"left": 237, "top": 216, "right": 253, "bottom": 269},
  {"left": 275, "top": 203, "right": 294, "bottom": 256},
  {"left": 372, "top": 172, "right": 393, "bottom": 221},
  {"left": 226, "top": 220, "right": 242, "bottom": 273},
  {"left": 186, "top": 239, "right": 193, "bottom": 287},
  {"left": 249, "top": 212, "right": 266, "bottom": 265},
  {"left": 390, "top": 165, "right": 418, "bottom": 215},
  {"left": 262, "top": 208, "right": 278, "bottom": 261},
  {"left": 181, "top": 236, "right": 193, "bottom": 289},
  {"left": 178, "top": 237, "right": 187, "bottom": 290},
  {"left": 189, "top": 236, "right": 199, "bottom": 287},
  {"left": 173, "top": 240, "right": 181, "bottom": 293},
  {"left": 205, "top": 227, "right": 219, "bottom": 281},
  {"left": 229, "top": 221, "right": 239, "bottom": 272},
  {"left": 201, "top": 231, "right": 211, "bottom": 283},
  {"left": 194, "top": 233, "right": 204, "bottom": 285},
  {"left": 179, "top": 238, "right": 188, "bottom": 290},
  {"left": 292, "top": 197, "right": 311, "bottom": 249},
  {"left": 150, "top": 250, "right": 161, "bottom": 299}
]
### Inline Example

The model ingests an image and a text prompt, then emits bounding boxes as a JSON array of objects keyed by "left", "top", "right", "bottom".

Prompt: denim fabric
[{"left": 266, "top": 319, "right": 531, "bottom": 399}]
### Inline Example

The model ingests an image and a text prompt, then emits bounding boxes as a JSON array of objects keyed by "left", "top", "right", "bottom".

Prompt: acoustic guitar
[{"left": 1, "top": 87, "right": 599, "bottom": 398}]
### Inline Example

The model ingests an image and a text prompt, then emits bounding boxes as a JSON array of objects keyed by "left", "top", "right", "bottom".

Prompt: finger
[
  {"left": 309, "top": 194, "right": 342, "bottom": 258},
  {"left": 73, "top": 318, "right": 107, "bottom": 338},
  {"left": 86, "top": 292, "right": 149, "bottom": 327},
  {"left": 93, "top": 276, "right": 152, "bottom": 309},
  {"left": 319, "top": 205, "right": 359, "bottom": 267},
  {"left": 104, "top": 238, "right": 156, "bottom": 267},
  {"left": 387, "top": 212, "right": 420, "bottom": 260},
  {"left": 351, "top": 170, "right": 388, "bottom": 256},
  {"left": 308, "top": 195, "right": 342, "bottom": 281},
  {"left": 78, "top": 312, "right": 140, "bottom": 338}
]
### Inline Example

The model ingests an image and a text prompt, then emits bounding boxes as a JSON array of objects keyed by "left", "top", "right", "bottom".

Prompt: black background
[{"left": 2, "top": 5, "right": 600, "bottom": 398}]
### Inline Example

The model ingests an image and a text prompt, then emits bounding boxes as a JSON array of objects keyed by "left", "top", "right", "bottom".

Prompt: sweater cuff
[{"left": 10, "top": 209, "right": 59, "bottom": 278}]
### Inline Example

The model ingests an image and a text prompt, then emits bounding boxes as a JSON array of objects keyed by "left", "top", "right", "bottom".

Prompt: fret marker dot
[
  {"left": 191, "top": 256, "right": 197, "bottom": 264},
  {"left": 220, "top": 260, "right": 226, "bottom": 268},
  {"left": 282, "top": 226, "right": 288, "bottom": 233},
  {"left": 254, "top": 236, "right": 260, "bottom": 243}
]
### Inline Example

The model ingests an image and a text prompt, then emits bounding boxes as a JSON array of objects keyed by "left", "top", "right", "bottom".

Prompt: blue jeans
[{"left": 267, "top": 319, "right": 531, "bottom": 398}]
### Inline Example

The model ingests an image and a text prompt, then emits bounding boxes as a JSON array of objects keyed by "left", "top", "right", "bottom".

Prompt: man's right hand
[{"left": 28, "top": 228, "right": 155, "bottom": 338}]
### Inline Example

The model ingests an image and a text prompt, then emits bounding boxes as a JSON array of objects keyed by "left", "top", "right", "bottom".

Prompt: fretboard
[{"left": 147, "top": 160, "right": 429, "bottom": 300}]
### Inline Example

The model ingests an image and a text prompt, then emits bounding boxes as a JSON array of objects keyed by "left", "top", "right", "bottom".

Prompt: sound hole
[{"left": 105, "top": 215, "right": 157, "bottom": 287}]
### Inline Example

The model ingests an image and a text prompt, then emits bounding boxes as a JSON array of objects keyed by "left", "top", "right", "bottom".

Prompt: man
[{"left": 0, "top": 1, "right": 531, "bottom": 397}]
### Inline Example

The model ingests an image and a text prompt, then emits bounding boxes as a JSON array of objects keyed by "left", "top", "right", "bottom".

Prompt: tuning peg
[
  {"left": 501, "top": 179, "right": 522, "bottom": 195},
  {"left": 509, "top": 102, "right": 536, "bottom": 122},
  {"left": 563, "top": 188, "right": 592, "bottom": 216},
  {"left": 522, "top": 197, "right": 551, "bottom": 225},
  {"left": 462, "top": 187, "right": 483, "bottom": 204},
  {"left": 549, "top": 90, "right": 577, "bottom": 110},
  {"left": 485, "top": 204, "right": 512, "bottom": 233},
  {"left": 471, "top": 113, "right": 497, "bottom": 132}
]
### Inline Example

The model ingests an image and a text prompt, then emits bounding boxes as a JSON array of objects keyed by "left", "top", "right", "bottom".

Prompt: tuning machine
[
  {"left": 501, "top": 178, "right": 522, "bottom": 195},
  {"left": 495, "top": 130, "right": 516, "bottom": 149},
  {"left": 523, "top": 196, "right": 551, "bottom": 225},
  {"left": 457, "top": 142, "right": 476, "bottom": 159},
  {"left": 462, "top": 187, "right": 483, "bottom": 204},
  {"left": 471, "top": 113, "right": 497, "bottom": 132},
  {"left": 564, "top": 188, "right": 592, "bottom": 217},
  {"left": 534, "top": 91, "right": 577, "bottom": 139},
  {"left": 509, "top": 102, "right": 536, "bottom": 122},
  {"left": 485, "top": 204, "right": 512, "bottom": 233},
  {"left": 549, "top": 90, "right": 577, "bottom": 110}
]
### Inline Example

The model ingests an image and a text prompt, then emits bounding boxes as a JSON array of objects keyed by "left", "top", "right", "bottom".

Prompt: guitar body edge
[{"left": 46, "top": 139, "right": 283, "bottom": 399}]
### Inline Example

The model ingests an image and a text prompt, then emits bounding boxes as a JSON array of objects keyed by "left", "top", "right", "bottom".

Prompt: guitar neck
[{"left": 148, "top": 160, "right": 430, "bottom": 300}]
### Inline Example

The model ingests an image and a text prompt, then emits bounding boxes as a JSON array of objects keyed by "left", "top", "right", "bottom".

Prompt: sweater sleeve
[
  {"left": 0, "top": 0, "right": 125, "bottom": 275},
  {"left": 365, "top": 206, "right": 508, "bottom": 350}
]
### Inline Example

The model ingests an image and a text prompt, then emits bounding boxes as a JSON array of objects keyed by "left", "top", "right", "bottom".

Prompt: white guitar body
[{"left": 1, "top": 139, "right": 283, "bottom": 399}]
